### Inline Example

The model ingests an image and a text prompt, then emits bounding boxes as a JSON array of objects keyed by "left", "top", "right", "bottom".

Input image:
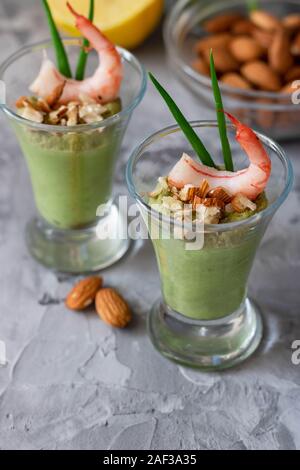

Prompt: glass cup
[
  {"left": 0, "top": 39, "right": 146, "bottom": 272},
  {"left": 127, "top": 122, "right": 293, "bottom": 370}
]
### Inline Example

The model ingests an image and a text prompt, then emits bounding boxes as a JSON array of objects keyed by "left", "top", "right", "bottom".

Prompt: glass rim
[
  {"left": 0, "top": 38, "right": 147, "bottom": 132},
  {"left": 164, "top": 0, "right": 300, "bottom": 106},
  {"left": 126, "top": 120, "right": 294, "bottom": 232}
]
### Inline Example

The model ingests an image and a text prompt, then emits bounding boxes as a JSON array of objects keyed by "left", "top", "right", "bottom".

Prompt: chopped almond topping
[
  {"left": 207, "top": 187, "right": 232, "bottom": 204},
  {"left": 193, "top": 196, "right": 225, "bottom": 210},
  {"left": 231, "top": 193, "right": 257, "bottom": 212},
  {"left": 197, "top": 179, "right": 210, "bottom": 198}
]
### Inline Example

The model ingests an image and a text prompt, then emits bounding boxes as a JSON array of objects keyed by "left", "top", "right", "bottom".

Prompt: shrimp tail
[
  {"left": 225, "top": 111, "right": 271, "bottom": 175},
  {"left": 66, "top": 2, "right": 81, "bottom": 20}
]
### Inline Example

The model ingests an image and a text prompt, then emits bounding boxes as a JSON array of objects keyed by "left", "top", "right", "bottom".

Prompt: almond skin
[
  {"left": 241, "top": 61, "right": 281, "bottom": 91},
  {"left": 269, "top": 29, "right": 293, "bottom": 74},
  {"left": 283, "top": 14, "right": 300, "bottom": 32},
  {"left": 221, "top": 72, "right": 252, "bottom": 90},
  {"left": 192, "top": 58, "right": 210, "bottom": 76},
  {"left": 204, "top": 13, "right": 243, "bottom": 33},
  {"left": 231, "top": 19, "right": 254, "bottom": 35},
  {"left": 230, "top": 36, "right": 264, "bottom": 62},
  {"left": 250, "top": 10, "right": 281, "bottom": 32},
  {"left": 285, "top": 66, "right": 300, "bottom": 82},
  {"left": 96, "top": 288, "right": 131, "bottom": 328},
  {"left": 194, "top": 33, "right": 232, "bottom": 54},
  {"left": 203, "top": 47, "right": 239, "bottom": 73},
  {"left": 291, "top": 32, "right": 300, "bottom": 56},
  {"left": 65, "top": 276, "right": 103, "bottom": 311},
  {"left": 251, "top": 28, "right": 273, "bottom": 49}
]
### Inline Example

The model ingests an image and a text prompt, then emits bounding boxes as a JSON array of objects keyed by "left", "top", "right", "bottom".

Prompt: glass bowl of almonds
[{"left": 164, "top": 0, "right": 300, "bottom": 140}]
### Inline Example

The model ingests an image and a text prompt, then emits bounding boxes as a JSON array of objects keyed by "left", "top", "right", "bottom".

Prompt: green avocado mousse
[
  {"left": 148, "top": 174, "right": 268, "bottom": 321},
  {"left": 145, "top": 67, "right": 271, "bottom": 322},
  {"left": 125, "top": 60, "right": 292, "bottom": 370},
  {"left": 13, "top": 0, "right": 125, "bottom": 230},
  {"left": 14, "top": 96, "right": 122, "bottom": 229},
  {"left": 0, "top": 0, "right": 146, "bottom": 272}
]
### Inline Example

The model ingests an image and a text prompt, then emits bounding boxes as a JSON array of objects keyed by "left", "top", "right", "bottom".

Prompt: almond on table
[
  {"left": 65, "top": 276, "right": 103, "bottom": 311},
  {"left": 96, "top": 288, "right": 132, "bottom": 328}
]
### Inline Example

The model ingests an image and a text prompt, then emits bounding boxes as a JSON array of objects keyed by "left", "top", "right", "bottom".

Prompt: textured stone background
[{"left": 0, "top": 0, "right": 299, "bottom": 450}]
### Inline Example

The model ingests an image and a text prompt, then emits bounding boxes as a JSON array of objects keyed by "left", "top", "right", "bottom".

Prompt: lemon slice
[{"left": 48, "top": 0, "right": 164, "bottom": 49}]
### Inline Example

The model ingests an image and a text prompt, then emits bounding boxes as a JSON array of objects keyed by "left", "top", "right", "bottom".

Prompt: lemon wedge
[{"left": 48, "top": 0, "right": 164, "bottom": 49}]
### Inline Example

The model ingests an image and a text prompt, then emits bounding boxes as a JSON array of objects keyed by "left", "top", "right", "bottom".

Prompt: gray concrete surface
[{"left": 0, "top": 0, "right": 299, "bottom": 450}]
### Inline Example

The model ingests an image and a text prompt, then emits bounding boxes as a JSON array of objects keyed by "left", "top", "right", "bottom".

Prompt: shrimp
[
  {"left": 168, "top": 113, "right": 271, "bottom": 200},
  {"left": 30, "top": 2, "right": 123, "bottom": 105}
]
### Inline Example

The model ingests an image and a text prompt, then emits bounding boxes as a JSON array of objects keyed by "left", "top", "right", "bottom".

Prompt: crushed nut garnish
[
  {"left": 17, "top": 106, "right": 44, "bottom": 123},
  {"left": 231, "top": 193, "right": 256, "bottom": 213},
  {"left": 15, "top": 92, "right": 118, "bottom": 126},
  {"left": 197, "top": 179, "right": 210, "bottom": 198},
  {"left": 193, "top": 196, "right": 225, "bottom": 210},
  {"left": 207, "top": 187, "right": 232, "bottom": 204}
]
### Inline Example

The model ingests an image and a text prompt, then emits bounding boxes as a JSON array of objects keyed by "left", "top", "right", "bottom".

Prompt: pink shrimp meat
[
  {"left": 168, "top": 113, "right": 271, "bottom": 200},
  {"left": 30, "top": 2, "right": 123, "bottom": 104}
]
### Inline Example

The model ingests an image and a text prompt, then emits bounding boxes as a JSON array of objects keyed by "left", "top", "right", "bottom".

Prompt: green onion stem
[
  {"left": 75, "top": 0, "right": 94, "bottom": 81},
  {"left": 149, "top": 73, "right": 216, "bottom": 168},
  {"left": 248, "top": 0, "right": 259, "bottom": 12},
  {"left": 209, "top": 50, "right": 234, "bottom": 171},
  {"left": 41, "top": 0, "right": 72, "bottom": 78}
]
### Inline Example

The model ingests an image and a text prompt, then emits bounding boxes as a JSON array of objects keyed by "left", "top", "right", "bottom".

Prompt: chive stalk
[
  {"left": 149, "top": 73, "right": 216, "bottom": 168},
  {"left": 41, "top": 0, "right": 72, "bottom": 78},
  {"left": 248, "top": 0, "right": 259, "bottom": 12},
  {"left": 209, "top": 51, "right": 234, "bottom": 171},
  {"left": 75, "top": 0, "right": 95, "bottom": 80}
]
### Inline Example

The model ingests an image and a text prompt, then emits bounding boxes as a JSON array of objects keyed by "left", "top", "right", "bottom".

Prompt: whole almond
[
  {"left": 268, "top": 29, "right": 293, "bottom": 74},
  {"left": 65, "top": 276, "right": 103, "bottom": 311},
  {"left": 192, "top": 58, "right": 210, "bottom": 76},
  {"left": 204, "top": 13, "right": 243, "bottom": 33},
  {"left": 250, "top": 10, "right": 281, "bottom": 32},
  {"left": 203, "top": 47, "right": 239, "bottom": 73},
  {"left": 252, "top": 28, "right": 273, "bottom": 49},
  {"left": 241, "top": 61, "right": 281, "bottom": 91},
  {"left": 285, "top": 65, "right": 300, "bottom": 82},
  {"left": 221, "top": 72, "right": 252, "bottom": 90},
  {"left": 230, "top": 36, "right": 264, "bottom": 62},
  {"left": 194, "top": 33, "right": 232, "bottom": 54},
  {"left": 96, "top": 288, "right": 131, "bottom": 328},
  {"left": 231, "top": 19, "right": 254, "bottom": 35},
  {"left": 283, "top": 14, "right": 300, "bottom": 32},
  {"left": 291, "top": 32, "right": 300, "bottom": 56}
]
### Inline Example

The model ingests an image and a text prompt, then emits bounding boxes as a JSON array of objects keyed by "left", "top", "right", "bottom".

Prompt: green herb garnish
[
  {"left": 248, "top": 0, "right": 259, "bottom": 12},
  {"left": 149, "top": 73, "right": 216, "bottom": 168},
  {"left": 209, "top": 50, "right": 234, "bottom": 171},
  {"left": 41, "top": 0, "right": 72, "bottom": 78},
  {"left": 75, "top": 0, "right": 94, "bottom": 80}
]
